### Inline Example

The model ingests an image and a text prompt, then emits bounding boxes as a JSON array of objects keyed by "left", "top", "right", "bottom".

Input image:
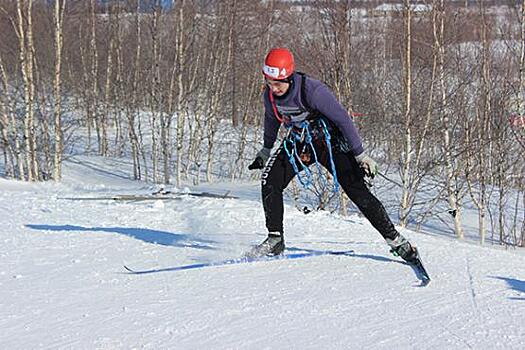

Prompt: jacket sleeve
[
  {"left": 309, "top": 84, "right": 364, "bottom": 156},
  {"left": 262, "top": 90, "right": 280, "bottom": 149}
]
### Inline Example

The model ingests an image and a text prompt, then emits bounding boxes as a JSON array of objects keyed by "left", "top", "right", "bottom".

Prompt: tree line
[{"left": 0, "top": 0, "right": 523, "bottom": 245}]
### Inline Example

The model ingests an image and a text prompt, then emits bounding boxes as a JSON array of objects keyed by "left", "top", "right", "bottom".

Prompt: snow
[
  {"left": 1, "top": 155, "right": 525, "bottom": 349},
  {"left": 374, "top": 4, "right": 433, "bottom": 13}
]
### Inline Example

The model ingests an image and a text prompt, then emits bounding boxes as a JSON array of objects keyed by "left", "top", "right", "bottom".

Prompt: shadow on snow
[
  {"left": 491, "top": 276, "right": 525, "bottom": 300},
  {"left": 25, "top": 224, "right": 216, "bottom": 250},
  {"left": 122, "top": 247, "right": 403, "bottom": 275}
]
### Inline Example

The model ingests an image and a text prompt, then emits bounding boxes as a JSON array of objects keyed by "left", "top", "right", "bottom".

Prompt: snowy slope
[{"left": 1, "top": 155, "right": 525, "bottom": 349}]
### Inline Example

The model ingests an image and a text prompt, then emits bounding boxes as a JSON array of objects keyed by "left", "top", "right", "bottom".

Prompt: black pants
[{"left": 261, "top": 141, "right": 399, "bottom": 241}]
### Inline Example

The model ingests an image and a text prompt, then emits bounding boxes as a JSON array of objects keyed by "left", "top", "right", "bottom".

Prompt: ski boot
[
  {"left": 247, "top": 232, "right": 285, "bottom": 258},
  {"left": 386, "top": 234, "right": 418, "bottom": 263},
  {"left": 387, "top": 234, "right": 431, "bottom": 284}
]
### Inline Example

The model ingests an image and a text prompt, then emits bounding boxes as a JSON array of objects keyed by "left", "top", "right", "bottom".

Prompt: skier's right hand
[{"left": 248, "top": 147, "right": 271, "bottom": 170}]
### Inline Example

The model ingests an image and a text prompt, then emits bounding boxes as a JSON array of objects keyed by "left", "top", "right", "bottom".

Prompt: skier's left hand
[{"left": 355, "top": 153, "right": 378, "bottom": 179}]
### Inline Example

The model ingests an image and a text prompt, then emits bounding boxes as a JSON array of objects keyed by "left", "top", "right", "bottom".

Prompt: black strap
[
  {"left": 296, "top": 72, "right": 313, "bottom": 113},
  {"left": 297, "top": 72, "right": 323, "bottom": 124},
  {"left": 297, "top": 72, "right": 346, "bottom": 147}
]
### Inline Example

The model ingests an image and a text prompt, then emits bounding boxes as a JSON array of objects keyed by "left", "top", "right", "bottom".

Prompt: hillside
[{"left": 1, "top": 155, "right": 524, "bottom": 349}]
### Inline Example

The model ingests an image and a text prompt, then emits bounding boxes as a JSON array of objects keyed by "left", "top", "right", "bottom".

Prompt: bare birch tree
[
  {"left": 512, "top": 0, "right": 525, "bottom": 152},
  {"left": 399, "top": 0, "right": 413, "bottom": 227},
  {"left": 0, "top": 61, "right": 13, "bottom": 177},
  {"left": 128, "top": 0, "right": 146, "bottom": 181},
  {"left": 227, "top": 0, "right": 238, "bottom": 127},
  {"left": 100, "top": 3, "right": 115, "bottom": 157},
  {"left": 52, "top": 0, "right": 66, "bottom": 181},
  {"left": 466, "top": 2, "right": 493, "bottom": 244},
  {"left": 16, "top": 0, "right": 38, "bottom": 181},
  {"left": 437, "top": 0, "right": 464, "bottom": 238},
  {"left": 518, "top": 0, "right": 525, "bottom": 246},
  {"left": 89, "top": 0, "right": 99, "bottom": 154},
  {"left": 0, "top": 52, "right": 22, "bottom": 179},
  {"left": 148, "top": 2, "right": 162, "bottom": 183},
  {"left": 174, "top": 0, "right": 191, "bottom": 186}
]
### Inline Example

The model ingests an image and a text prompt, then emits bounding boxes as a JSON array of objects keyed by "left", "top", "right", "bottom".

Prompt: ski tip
[{"left": 123, "top": 265, "right": 135, "bottom": 273}]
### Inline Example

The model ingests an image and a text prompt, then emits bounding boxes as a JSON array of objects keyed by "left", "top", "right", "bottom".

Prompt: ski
[
  {"left": 59, "top": 195, "right": 183, "bottom": 201},
  {"left": 123, "top": 248, "right": 354, "bottom": 275},
  {"left": 60, "top": 190, "right": 238, "bottom": 202},
  {"left": 152, "top": 188, "right": 238, "bottom": 199},
  {"left": 407, "top": 252, "right": 431, "bottom": 286},
  {"left": 123, "top": 256, "right": 277, "bottom": 275}
]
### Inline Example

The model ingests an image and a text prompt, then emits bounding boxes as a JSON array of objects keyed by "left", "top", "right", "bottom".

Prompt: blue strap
[
  {"left": 318, "top": 119, "right": 339, "bottom": 192},
  {"left": 283, "top": 122, "right": 313, "bottom": 188},
  {"left": 303, "top": 123, "right": 330, "bottom": 189},
  {"left": 283, "top": 120, "right": 340, "bottom": 194}
]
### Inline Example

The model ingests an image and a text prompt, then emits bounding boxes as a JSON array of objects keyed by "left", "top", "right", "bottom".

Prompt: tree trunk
[
  {"left": 0, "top": 54, "right": 22, "bottom": 179},
  {"left": 479, "top": 2, "right": 492, "bottom": 245},
  {"left": 89, "top": 0, "right": 99, "bottom": 155},
  {"left": 399, "top": 0, "right": 412, "bottom": 227},
  {"left": 17, "top": 0, "right": 38, "bottom": 181},
  {"left": 53, "top": 0, "right": 66, "bottom": 181},
  {"left": 175, "top": 0, "right": 186, "bottom": 187},
  {"left": 101, "top": 28, "right": 113, "bottom": 157},
  {"left": 129, "top": 1, "right": 143, "bottom": 180},
  {"left": 436, "top": 0, "right": 464, "bottom": 239},
  {"left": 517, "top": 0, "right": 525, "bottom": 247},
  {"left": 0, "top": 100, "right": 14, "bottom": 178},
  {"left": 227, "top": 0, "right": 237, "bottom": 127}
]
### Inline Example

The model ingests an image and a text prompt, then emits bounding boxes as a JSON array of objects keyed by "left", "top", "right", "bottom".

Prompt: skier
[{"left": 248, "top": 47, "right": 421, "bottom": 265}]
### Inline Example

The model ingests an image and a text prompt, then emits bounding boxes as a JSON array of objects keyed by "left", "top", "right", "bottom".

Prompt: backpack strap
[
  {"left": 296, "top": 72, "right": 321, "bottom": 122},
  {"left": 268, "top": 72, "right": 318, "bottom": 124},
  {"left": 296, "top": 72, "right": 312, "bottom": 112}
]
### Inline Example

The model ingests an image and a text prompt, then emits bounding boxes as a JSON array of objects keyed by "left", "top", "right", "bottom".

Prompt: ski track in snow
[
  {"left": 1, "top": 157, "right": 525, "bottom": 349},
  {"left": 465, "top": 255, "right": 480, "bottom": 319}
]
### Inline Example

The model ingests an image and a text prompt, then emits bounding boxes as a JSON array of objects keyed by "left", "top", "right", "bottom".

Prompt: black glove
[
  {"left": 248, "top": 157, "right": 264, "bottom": 170},
  {"left": 248, "top": 147, "right": 271, "bottom": 170}
]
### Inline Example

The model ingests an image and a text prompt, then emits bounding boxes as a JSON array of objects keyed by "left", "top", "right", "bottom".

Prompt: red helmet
[{"left": 262, "top": 48, "right": 295, "bottom": 80}]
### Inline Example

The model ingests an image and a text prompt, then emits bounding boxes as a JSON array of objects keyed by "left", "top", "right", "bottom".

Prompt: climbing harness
[
  {"left": 280, "top": 119, "right": 339, "bottom": 193},
  {"left": 267, "top": 72, "right": 342, "bottom": 211}
]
